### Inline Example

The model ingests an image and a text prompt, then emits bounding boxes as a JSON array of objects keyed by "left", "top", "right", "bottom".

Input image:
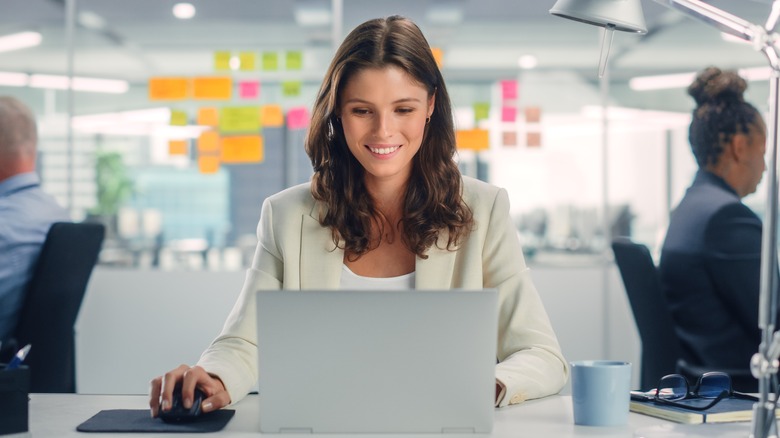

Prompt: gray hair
[{"left": 0, "top": 96, "right": 37, "bottom": 158}]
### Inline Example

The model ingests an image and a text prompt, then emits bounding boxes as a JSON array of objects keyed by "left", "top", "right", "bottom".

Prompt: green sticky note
[
  {"left": 170, "top": 109, "right": 188, "bottom": 126},
  {"left": 219, "top": 106, "right": 261, "bottom": 133},
  {"left": 474, "top": 102, "right": 490, "bottom": 121},
  {"left": 262, "top": 52, "right": 278, "bottom": 71},
  {"left": 214, "top": 51, "right": 231, "bottom": 71},
  {"left": 282, "top": 80, "right": 301, "bottom": 97},
  {"left": 239, "top": 51, "right": 256, "bottom": 71},
  {"left": 286, "top": 51, "right": 303, "bottom": 70}
]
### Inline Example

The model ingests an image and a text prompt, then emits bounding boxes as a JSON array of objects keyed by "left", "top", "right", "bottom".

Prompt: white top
[{"left": 339, "top": 264, "right": 415, "bottom": 290}]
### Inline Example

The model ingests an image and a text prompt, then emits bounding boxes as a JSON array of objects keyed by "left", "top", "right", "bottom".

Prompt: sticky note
[
  {"left": 221, "top": 135, "right": 263, "bottom": 163},
  {"left": 168, "top": 140, "right": 188, "bottom": 155},
  {"left": 286, "top": 51, "right": 303, "bottom": 70},
  {"left": 501, "top": 106, "right": 517, "bottom": 122},
  {"left": 170, "top": 109, "right": 188, "bottom": 126},
  {"left": 262, "top": 52, "right": 278, "bottom": 71},
  {"left": 197, "top": 107, "right": 219, "bottom": 127},
  {"left": 239, "top": 80, "right": 260, "bottom": 99},
  {"left": 192, "top": 76, "right": 232, "bottom": 100},
  {"left": 148, "top": 77, "right": 188, "bottom": 100},
  {"left": 502, "top": 131, "right": 517, "bottom": 147},
  {"left": 214, "top": 51, "right": 231, "bottom": 71},
  {"left": 219, "top": 106, "right": 260, "bottom": 133},
  {"left": 198, "top": 155, "right": 220, "bottom": 174},
  {"left": 526, "top": 131, "right": 542, "bottom": 148},
  {"left": 473, "top": 103, "right": 490, "bottom": 122},
  {"left": 525, "top": 106, "right": 541, "bottom": 123},
  {"left": 282, "top": 80, "right": 301, "bottom": 97},
  {"left": 198, "top": 131, "right": 220, "bottom": 153},
  {"left": 431, "top": 47, "right": 443, "bottom": 68},
  {"left": 456, "top": 129, "right": 490, "bottom": 151},
  {"left": 501, "top": 80, "right": 518, "bottom": 100},
  {"left": 261, "top": 104, "right": 284, "bottom": 127},
  {"left": 287, "top": 106, "right": 310, "bottom": 130},
  {"left": 239, "top": 51, "right": 257, "bottom": 71}
]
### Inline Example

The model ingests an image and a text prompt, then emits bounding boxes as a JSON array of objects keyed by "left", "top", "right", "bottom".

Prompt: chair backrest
[
  {"left": 611, "top": 237, "right": 682, "bottom": 390},
  {"left": 13, "top": 222, "right": 105, "bottom": 393}
]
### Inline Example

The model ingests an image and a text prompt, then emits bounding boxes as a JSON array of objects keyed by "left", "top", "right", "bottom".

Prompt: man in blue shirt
[{"left": 0, "top": 96, "right": 70, "bottom": 345}]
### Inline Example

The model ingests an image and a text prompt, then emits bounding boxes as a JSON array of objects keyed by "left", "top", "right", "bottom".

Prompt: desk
[{"left": 26, "top": 394, "right": 754, "bottom": 437}]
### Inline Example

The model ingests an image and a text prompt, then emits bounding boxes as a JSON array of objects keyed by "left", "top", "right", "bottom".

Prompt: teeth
[{"left": 369, "top": 146, "right": 399, "bottom": 155}]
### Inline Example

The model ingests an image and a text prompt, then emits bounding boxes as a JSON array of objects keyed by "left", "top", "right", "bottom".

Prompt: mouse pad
[{"left": 76, "top": 409, "right": 235, "bottom": 433}]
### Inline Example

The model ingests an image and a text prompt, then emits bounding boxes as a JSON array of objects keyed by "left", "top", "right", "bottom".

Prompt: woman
[
  {"left": 150, "top": 15, "right": 567, "bottom": 416},
  {"left": 659, "top": 66, "right": 767, "bottom": 392}
]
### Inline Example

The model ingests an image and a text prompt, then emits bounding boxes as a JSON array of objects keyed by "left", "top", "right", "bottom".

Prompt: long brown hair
[{"left": 305, "top": 15, "right": 473, "bottom": 259}]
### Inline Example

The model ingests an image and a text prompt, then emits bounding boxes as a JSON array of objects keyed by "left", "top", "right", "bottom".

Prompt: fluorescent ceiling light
[
  {"left": 173, "top": 3, "right": 196, "bottom": 20},
  {"left": 0, "top": 72, "right": 29, "bottom": 87},
  {"left": 78, "top": 11, "right": 107, "bottom": 30},
  {"left": 0, "top": 31, "right": 42, "bottom": 53},
  {"left": 73, "top": 107, "right": 209, "bottom": 138},
  {"left": 518, "top": 55, "right": 538, "bottom": 70},
  {"left": 29, "top": 74, "right": 129, "bottom": 93},
  {"left": 630, "top": 66, "right": 772, "bottom": 91},
  {"left": 294, "top": 1, "right": 331, "bottom": 26}
]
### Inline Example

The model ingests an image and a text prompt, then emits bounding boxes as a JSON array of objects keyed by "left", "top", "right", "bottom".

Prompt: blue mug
[{"left": 571, "top": 360, "right": 632, "bottom": 426}]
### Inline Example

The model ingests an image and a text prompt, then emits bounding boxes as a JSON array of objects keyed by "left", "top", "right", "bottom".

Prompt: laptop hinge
[
  {"left": 279, "top": 428, "right": 313, "bottom": 433},
  {"left": 441, "top": 427, "right": 476, "bottom": 433}
]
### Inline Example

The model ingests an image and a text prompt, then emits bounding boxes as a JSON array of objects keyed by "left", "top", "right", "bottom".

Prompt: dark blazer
[{"left": 660, "top": 170, "right": 768, "bottom": 389}]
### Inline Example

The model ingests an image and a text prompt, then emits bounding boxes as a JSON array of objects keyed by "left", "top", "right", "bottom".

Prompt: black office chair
[
  {"left": 611, "top": 237, "right": 688, "bottom": 390},
  {"left": 9, "top": 222, "right": 105, "bottom": 393}
]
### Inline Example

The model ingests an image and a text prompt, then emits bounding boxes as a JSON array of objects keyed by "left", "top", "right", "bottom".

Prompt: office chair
[
  {"left": 611, "top": 237, "right": 687, "bottom": 391},
  {"left": 10, "top": 222, "right": 105, "bottom": 393}
]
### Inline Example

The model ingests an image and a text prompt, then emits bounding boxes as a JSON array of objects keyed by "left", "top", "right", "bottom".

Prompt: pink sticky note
[
  {"left": 501, "top": 106, "right": 517, "bottom": 122},
  {"left": 501, "top": 80, "right": 518, "bottom": 100},
  {"left": 239, "top": 80, "right": 260, "bottom": 99},
  {"left": 287, "top": 106, "right": 310, "bottom": 130}
]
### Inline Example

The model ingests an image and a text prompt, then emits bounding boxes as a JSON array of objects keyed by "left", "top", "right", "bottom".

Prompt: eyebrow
[{"left": 343, "top": 97, "right": 423, "bottom": 105}]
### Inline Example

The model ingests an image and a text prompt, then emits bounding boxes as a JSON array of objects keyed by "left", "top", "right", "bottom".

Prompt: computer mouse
[{"left": 158, "top": 382, "right": 205, "bottom": 423}]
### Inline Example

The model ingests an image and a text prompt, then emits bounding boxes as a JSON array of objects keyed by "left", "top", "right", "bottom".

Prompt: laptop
[{"left": 255, "top": 289, "right": 498, "bottom": 433}]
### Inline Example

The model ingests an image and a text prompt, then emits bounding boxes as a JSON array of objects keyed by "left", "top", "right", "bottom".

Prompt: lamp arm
[
  {"left": 767, "top": 0, "right": 780, "bottom": 35},
  {"left": 652, "top": 0, "right": 759, "bottom": 42}
]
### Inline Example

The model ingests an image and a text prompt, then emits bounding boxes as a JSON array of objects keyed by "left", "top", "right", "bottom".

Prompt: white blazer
[{"left": 198, "top": 176, "right": 568, "bottom": 407}]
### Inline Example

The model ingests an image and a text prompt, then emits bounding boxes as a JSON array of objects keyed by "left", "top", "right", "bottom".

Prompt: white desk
[{"left": 26, "top": 394, "right": 754, "bottom": 437}]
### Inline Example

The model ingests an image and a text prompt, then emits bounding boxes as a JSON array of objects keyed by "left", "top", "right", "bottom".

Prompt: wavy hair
[{"left": 305, "top": 15, "right": 473, "bottom": 259}]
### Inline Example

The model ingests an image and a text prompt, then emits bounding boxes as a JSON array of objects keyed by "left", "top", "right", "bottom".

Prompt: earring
[{"left": 425, "top": 117, "right": 430, "bottom": 124}]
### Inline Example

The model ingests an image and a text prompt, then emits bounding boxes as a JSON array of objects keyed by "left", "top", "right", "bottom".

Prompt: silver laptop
[{"left": 255, "top": 289, "right": 498, "bottom": 433}]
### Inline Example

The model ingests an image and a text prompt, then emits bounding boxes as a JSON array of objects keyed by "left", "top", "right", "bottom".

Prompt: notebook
[{"left": 255, "top": 289, "right": 498, "bottom": 433}]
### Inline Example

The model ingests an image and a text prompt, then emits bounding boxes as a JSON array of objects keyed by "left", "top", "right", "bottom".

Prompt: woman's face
[
  {"left": 338, "top": 65, "right": 434, "bottom": 189},
  {"left": 743, "top": 118, "right": 767, "bottom": 196}
]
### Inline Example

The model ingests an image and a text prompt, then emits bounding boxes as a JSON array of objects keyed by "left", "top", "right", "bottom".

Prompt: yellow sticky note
[
  {"left": 198, "top": 131, "right": 220, "bottom": 154},
  {"left": 473, "top": 103, "right": 490, "bottom": 122},
  {"left": 219, "top": 106, "right": 260, "bottom": 133},
  {"left": 197, "top": 107, "right": 219, "bottom": 127},
  {"left": 192, "top": 76, "right": 232, "bottom": 100},
  {"left": 431, "top": 47, "right": 443, "bottom": 68},
  {"left": 456, "top": 129, "right": 490, "bottom": 151},
  {"left": 262, "top": 52, "right": 278, "bottom": 71},
  {"left": 198, "top": 156, "right": 220, "bottom": 174},
  {"left": 282, "top": 80, "right": 301, "bottom": 97},
  {"left": 239, "top": 51, "right": 256, "bottom": 71},
  {"left": 261, "top": 104, "right": 284, "bottom": 127},
  {"left": 214, "top": 51, "right": 231, "bottom": 71},
  {"left": 286, "top": 51, "right": 303, "bottom": 70},
  {"left": 168, "top": 140, "right": 188, "bottom": 155},
  {"left": 170, "top": 109, "right": 188, "bottom": 126},
  {"left": 148, "top": 77, "right": 189, "bottom": 100},
  {"left": 221, "top": 135, "right": 263, "bottom": 163}
]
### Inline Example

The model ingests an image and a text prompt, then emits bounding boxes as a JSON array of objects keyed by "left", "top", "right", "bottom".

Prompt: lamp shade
[{"left": 550, "top": 0, "right": 647, "bottom": 33}]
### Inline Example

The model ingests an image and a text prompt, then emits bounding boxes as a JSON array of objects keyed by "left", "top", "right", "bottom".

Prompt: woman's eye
[
  {"left": 396, "top": 107, "right": 414, "bottom": 114},
  {"left": 351, "top": 108, "right": 371, "bottom": 115}
]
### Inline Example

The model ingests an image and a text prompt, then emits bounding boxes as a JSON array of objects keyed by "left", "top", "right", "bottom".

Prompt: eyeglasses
[{"left": 652, "top": 372, "right": 757, "bottom": 411}]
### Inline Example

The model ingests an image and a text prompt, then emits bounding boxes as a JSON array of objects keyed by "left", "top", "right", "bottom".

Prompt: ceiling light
[
  {"left": 173, "top": 3, "right": 196, "bottom": 20},
  {"left": 518, "top": 55, "right": 538, "bottom": 70},
  {"left": 0, "top": 72, "right": 29, "bottom": 86},
  {"left": 29, "top": 74, "right": 129, "bottom": 93},
  {"left": 78, "top": 11, "right": 107, "bottom": 30},
  {"left": 0, "top": 31, "right": 42, "bottom": 53},
  {"left": 294, "top": 0, "right": 331, "bottom": 27},
  {"left": 630, "top": 66, "right": 771, "bottom": 91}
]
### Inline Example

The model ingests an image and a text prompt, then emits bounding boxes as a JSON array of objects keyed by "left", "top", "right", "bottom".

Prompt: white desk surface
[{"left": 26, "top": 394, "right": 757, "bottom": 438}]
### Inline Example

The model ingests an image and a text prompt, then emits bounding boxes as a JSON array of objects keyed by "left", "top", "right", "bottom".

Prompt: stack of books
[{"left": 630, "top": 397, "right": 774, "bottom": 424}]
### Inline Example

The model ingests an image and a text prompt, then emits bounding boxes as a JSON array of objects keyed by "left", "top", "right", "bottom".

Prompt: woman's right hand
[{"left": 149, "top": 364, "right": 231, "bottom": 417}]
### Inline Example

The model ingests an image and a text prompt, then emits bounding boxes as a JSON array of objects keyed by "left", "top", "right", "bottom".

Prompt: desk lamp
[{"left": 550, "top": 1, "right": 780, "bottom": 437}]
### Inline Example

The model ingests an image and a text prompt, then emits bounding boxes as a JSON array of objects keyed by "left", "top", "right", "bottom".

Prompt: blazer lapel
[
  {"left": 415, "top": 232, "right": 457, "bottom": 290},
  {"left": 300, "top": 214, "right": 344, "bottom": 289}
]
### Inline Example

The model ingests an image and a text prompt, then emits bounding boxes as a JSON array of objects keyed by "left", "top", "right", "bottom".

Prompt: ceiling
[{"left": 0, "top": 0, "right": 776, "bottom": 114}]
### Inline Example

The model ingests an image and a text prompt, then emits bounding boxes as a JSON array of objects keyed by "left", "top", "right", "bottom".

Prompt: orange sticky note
[
  {"left": 526, "top": 131, "right": 542, "bottom": 148},
  {"left": 168, "top": 140, "right": 188, "bottom": 155},
  {"left": 221, "top": 135, "right": 263, "bottom": 163},
  {"left": 198, "top": 131, "right": 220, "bottom": 153},
  {"left": 148, "top": 77, "right": 189, "bottom": 100},
  {"left": 456, "top": 129, "right": 490, "bottom": 151},
  {"left": 261, "top": 104, "right": 284, "bottom": 127},
  {"left": 192, "top": 76, "right": 232, "bottom": 100},
  {"left": 197, "top": 107, "right": 219, "bottom": 127},
  {"left": 198, "top": 155, "right": 220, "bottom": 174},
  {"left": 431, "top": 47, "right": 443, "bottom": 68}
]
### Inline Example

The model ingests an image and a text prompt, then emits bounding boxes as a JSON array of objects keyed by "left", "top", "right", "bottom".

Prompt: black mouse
[{"left": 158, "top": 382, "right": 205, "bottom": 423}]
